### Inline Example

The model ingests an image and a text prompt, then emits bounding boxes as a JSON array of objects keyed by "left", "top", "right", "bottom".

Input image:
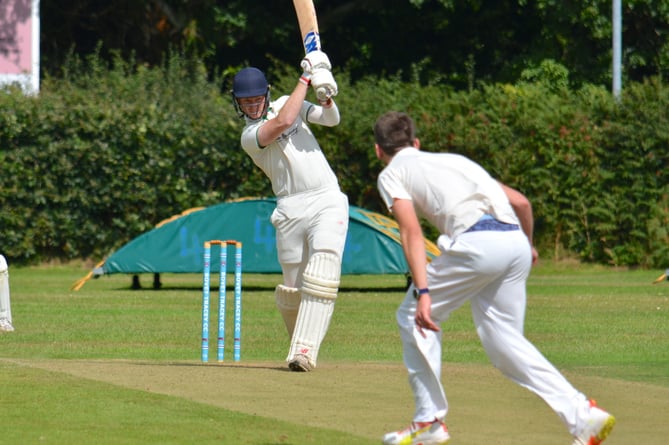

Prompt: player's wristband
[
  {"left": 299, "top": 72, "right": 311, "bottom": 86},
  {"left": 413, "top": 287, "right": 430, "bottom": 300}
]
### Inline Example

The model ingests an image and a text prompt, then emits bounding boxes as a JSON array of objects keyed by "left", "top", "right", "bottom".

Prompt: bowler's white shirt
[
  {"left": 240, "top": 96, "right": 339, "bottom": 197},
  {"left": 377, "top": 148, "right": 519, "bottom": 237}
]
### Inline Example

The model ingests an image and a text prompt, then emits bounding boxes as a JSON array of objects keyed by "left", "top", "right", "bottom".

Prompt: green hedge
[{"left": 0, "top": 55, "right": 667, "bottom": 268}]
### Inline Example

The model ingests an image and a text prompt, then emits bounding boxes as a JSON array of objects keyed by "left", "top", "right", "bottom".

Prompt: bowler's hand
[{"left": 415, "top": 294, "right": 440, "bottom": 337}]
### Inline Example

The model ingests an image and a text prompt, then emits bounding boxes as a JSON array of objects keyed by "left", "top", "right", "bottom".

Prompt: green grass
[
  {"left": 1, "top": 262, "right": 667, "bottom": 444},
  {"left": 526, "top": 264, "right": 669, "bottom": 385},
  {"left": 1, "top": 361, "right": 371, "bottom": 445}
]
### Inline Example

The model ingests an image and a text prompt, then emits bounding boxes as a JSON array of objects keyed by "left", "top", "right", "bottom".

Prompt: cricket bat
[{"left": 293, "top": 0, "right": 321, "bottom": 54}]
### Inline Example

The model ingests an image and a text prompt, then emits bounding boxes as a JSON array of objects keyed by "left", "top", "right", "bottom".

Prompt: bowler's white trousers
[{"left": 398, "top": 229, "right": 587, "bottom": 435}]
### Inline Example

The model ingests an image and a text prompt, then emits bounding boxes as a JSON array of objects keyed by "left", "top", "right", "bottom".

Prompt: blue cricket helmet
[{"left": 232, "top": 67, "right": 269, "bottom": 98}]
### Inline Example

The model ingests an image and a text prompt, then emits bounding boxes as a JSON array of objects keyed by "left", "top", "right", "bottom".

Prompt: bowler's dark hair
[{"left": 373, "top": 111, "right": 416, "bottom": 156}]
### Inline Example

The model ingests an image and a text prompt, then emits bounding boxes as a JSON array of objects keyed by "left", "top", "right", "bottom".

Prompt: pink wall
[{"left": 0, "top": 0, "right": 33, "bottom": 74}]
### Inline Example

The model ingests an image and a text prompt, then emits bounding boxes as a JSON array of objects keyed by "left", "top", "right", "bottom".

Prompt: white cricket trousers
[
  {"left": 0, "top": 255, "right": 12, "bottom": 322},
  {"left": 397, "top": 229, "right": 587, "bottom": 435},
  {"left": 271, "top": 186, "right": 349, "bottom": 288}
]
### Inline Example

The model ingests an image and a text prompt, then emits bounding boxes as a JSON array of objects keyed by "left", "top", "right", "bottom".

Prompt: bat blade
[{"left": 293, "top": 0, "right": 321, "bottom": 54}]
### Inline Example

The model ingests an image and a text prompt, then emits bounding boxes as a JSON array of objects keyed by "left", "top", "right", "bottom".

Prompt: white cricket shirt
[
  {"left": 377, "top": 148, "right": 519, "bottom": 237},
  {"left": 240, "top": 96, "right": 339, "bottom": 197}
]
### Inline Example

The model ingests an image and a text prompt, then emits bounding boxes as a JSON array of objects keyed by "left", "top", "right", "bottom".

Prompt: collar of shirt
[{"left": 390, "top": 146, "right": 419, "bottom": 162}]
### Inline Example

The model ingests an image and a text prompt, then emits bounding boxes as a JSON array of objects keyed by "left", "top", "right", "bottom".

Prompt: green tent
[{"left": 73, "top": 198, "right": 438, "bottom": 289}]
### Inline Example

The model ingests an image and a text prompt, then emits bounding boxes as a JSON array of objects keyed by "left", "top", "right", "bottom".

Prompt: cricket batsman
[{"left": 229, "top": 52, "right": 348, "bottom": 372}]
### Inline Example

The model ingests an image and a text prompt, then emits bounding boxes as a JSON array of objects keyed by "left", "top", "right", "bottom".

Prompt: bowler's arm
[
  {"left": 392, "top": 199, "right": 428, "bottom": 291},
  {"left": 499, "top": 182, "right": 538, "bottom": 264},
  {"left": 392, "top": 199, "right": 440, "bottom": 335}
]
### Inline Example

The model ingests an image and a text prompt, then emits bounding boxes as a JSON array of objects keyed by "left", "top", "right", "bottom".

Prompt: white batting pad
[
  {"left": 286, "top": 293, "right": 335, "bottom": 367},
  {"left": 287, "top": 252, "right": 341, "bottom": 367},
  {"left": 275, "top": 284, "right": 300, "bottom": 337},
  {"left": 301, "top": 252, "right": 341, "bottom": 299}
]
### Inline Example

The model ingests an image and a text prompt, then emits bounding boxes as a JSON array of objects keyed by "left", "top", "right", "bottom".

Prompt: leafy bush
[
  {"left": 0, "top": 54, "right": 666, "bottom": 268},
  {"left": 0, "top": 51, "right": 270, "bottom": 262}
]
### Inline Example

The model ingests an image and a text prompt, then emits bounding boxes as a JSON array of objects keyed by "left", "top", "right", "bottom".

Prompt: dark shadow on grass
[
  {"left": 108, "top": 273, "right": 411, "bottom": 293},
  {"left": 115, "top": 284, "right": 409, "bottom": 293}
]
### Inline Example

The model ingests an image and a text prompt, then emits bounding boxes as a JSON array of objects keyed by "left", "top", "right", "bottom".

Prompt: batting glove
[
  {"left": 300, "top": 50, "right": 332, "bottom": 74},
  {"left": 310, "top": 68, "right": 338, "bottom": 101}
]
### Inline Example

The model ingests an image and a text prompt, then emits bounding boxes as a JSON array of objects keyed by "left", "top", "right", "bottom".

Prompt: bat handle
[{"left": 316, "top": 86, "right": 330, "bottom": 102}]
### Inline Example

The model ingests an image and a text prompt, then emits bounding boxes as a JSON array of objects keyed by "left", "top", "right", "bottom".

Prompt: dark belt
[{"left": 465, "top": 215, "right": 519, "bottom": 233}]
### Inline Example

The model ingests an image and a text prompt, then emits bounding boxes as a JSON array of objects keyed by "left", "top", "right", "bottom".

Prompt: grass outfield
[{"left": 0, "top": 262, "right": 667, "bottom": 444}]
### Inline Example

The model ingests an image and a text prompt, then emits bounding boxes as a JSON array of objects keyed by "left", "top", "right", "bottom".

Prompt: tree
[{"left": 37, "top": 1, "right": 669, "bottom": 89}]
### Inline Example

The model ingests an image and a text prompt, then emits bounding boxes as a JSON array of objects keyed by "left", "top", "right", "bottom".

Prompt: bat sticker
[{"left": 303, "top": 31, "right": 321, "bottom": 53}]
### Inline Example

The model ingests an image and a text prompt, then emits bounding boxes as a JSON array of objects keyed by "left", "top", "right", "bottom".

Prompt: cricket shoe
[
  {"left": 288, "top": 354, "right": 313, "bottom": 372},
  {"left": 0, "top": 318, "right": 14, "bottom": 332},
  {"left": 382, "top": 419, "right": 450, "bottom": 445},
  {"left": 572, "top": 400, "right": 616, "bottom": 445}
]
